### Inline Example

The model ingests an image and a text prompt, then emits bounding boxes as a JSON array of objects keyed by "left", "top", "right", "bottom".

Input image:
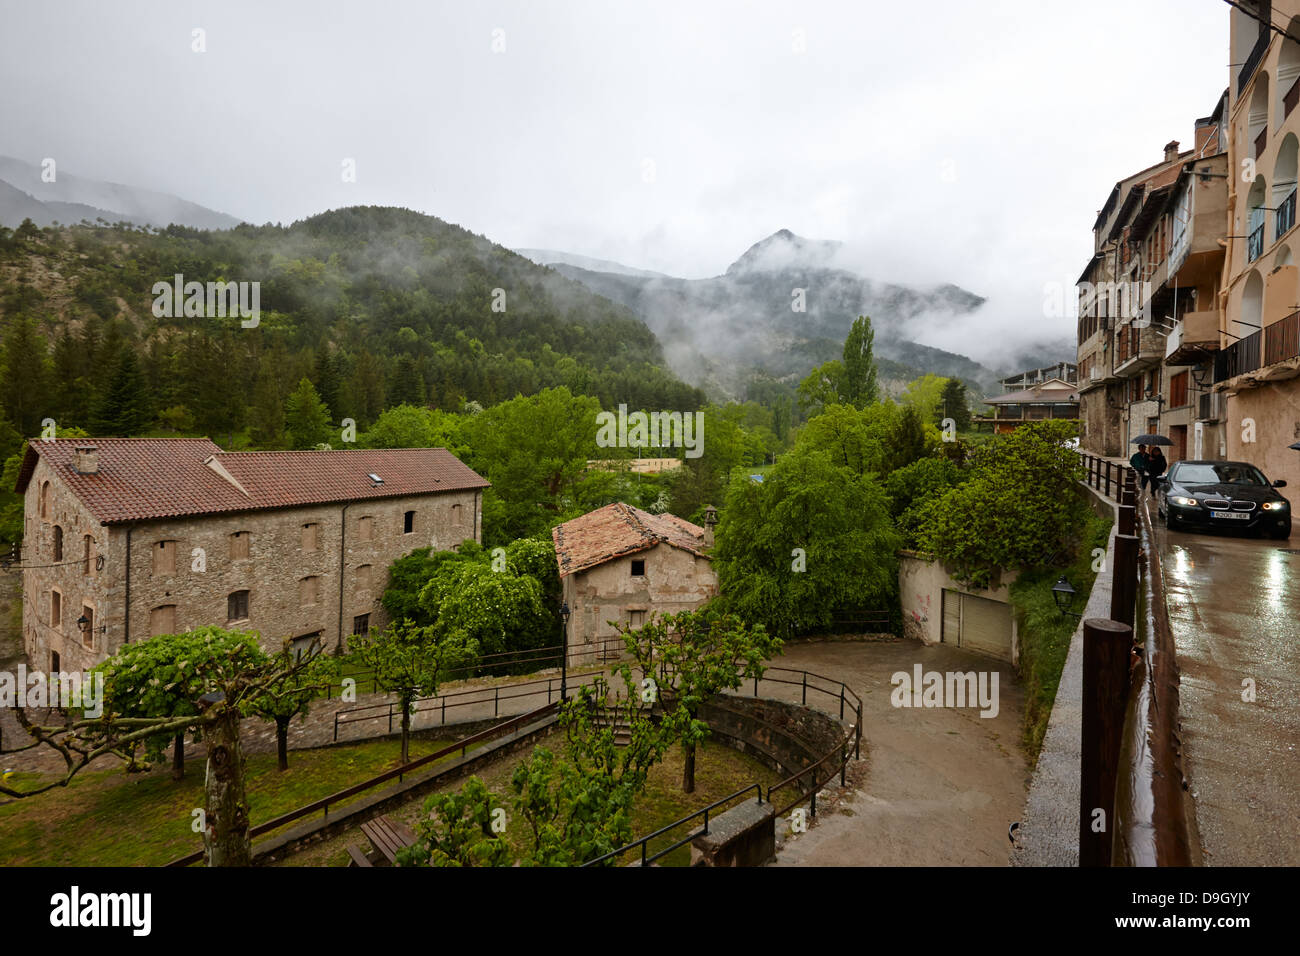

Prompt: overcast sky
[{"left": 0, "top": 0, "right": 1230, "bottom": 355}]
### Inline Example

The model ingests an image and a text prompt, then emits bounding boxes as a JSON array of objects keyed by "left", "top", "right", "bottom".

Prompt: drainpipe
[
  {"left": 124, "top": 525, "right": 133, "bottom": 645},
  {"left": 337, "top": 503, "right": 352, "bottom": 654}
]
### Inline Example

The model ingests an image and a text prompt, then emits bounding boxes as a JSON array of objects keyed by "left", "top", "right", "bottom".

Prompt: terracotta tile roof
[
  {"left": 15, "top": 439, "right": 489, "bottom": 525},
  {"left": 551, "top": 502, "right": 709, "bottom": 578},
  {"left": 984, "top": 379, "right": 1081, "bottom": 405}
]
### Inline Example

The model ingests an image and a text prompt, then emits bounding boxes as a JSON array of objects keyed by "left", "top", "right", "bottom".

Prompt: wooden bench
[
  {"left": 346, "top": 844, "right": 375, "bottom": 868},
  {"left": 359, "top": 814, "right": 417, "bottom": 865}
]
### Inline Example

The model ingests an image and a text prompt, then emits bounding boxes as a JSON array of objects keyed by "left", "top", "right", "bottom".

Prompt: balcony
[
  {"left": 1256, "top": 126, "right": 1268, "bottom": 158},
  {"left": 1247, "top": 223, "right": 1265, "bottom": 262},
  {"left": 1166, "top": 310, "right": 1221, "bottom": 365},
  {"left": 1213, "top": 330, "right": 1262, "bottom": 382},
  {"left": 1279, "top": 191, "right": 1298, "bottom": 240},
  {"left": 1238, "top": 31, "right": 1269, "bottom": 100},
  {"left": 1264, "top": 309, "right": 1300, "bottom": 366},
  {"left": 1287, "top": 75, "right": 1300, "bottom": 120}
]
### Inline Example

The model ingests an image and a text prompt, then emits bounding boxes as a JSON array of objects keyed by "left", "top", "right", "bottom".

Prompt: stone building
[
  {"left": 1076, "top": 93, "right": 1229, "bottom": 463},
  {"left": 551, "top": 502, "right": 717, "bottom": 665},
  {"left": 15, "top": 439, "right": 488, "bottom": 675}
]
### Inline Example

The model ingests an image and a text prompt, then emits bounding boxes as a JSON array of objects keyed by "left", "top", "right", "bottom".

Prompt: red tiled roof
[
  {"left": 551, "top": 502, "right": 709, "bottom": 577},
  {"left": 15, "top": 439, "right": 489, "bottom": 525}
]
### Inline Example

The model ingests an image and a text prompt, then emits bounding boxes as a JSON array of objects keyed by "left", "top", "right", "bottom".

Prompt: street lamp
[
  {"left": 1051, "top": 576, "right": 1081, "bottom": 620},
  {"left": 558, "top": 602, "right": 571, "bottom": 701}
]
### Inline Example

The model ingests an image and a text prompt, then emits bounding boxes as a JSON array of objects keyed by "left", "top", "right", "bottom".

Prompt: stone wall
[
  {"left": 21, "top": 453, "right": 482, "bottom": 673},
  {"left": 564, "top": 541, "right": 716, "bottom": 663},
  {"left": 700, "top": 694, "right": 848, "bottom": 780}
]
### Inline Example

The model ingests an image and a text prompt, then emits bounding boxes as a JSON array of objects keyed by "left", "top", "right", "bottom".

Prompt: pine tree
[
  {"left": 939, "top": 378, "right": 972, "bottom": 431},
  {"left": 91, "top": 348, "right": 150, "bottom": 436},
  {"left": 313, "top": 348, "right": 341, "bottom": 422},
  {"left": 391, "top": 355, "right": 426, "bottom": 407},
  {"left": 284, "top": 378, "right": 332, "bottom": 448},
  {"left": 0, "top": 317, "right": 51, "bottom": 436},
  {"left": 249, "top": 370, "right": 287, "bottom": 449}
]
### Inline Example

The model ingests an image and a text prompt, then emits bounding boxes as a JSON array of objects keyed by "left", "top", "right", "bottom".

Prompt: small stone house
[
  {"left": 551, "top": 502, "right": 718, "bottom": 665},
  {"left": 15, "top": 438, "right": 488, "bottom": 675}
]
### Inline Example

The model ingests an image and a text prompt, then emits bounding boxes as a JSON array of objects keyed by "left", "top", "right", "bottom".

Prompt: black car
[{"left": 1157, "top": 460, "right": 1291, "bottom": 539}]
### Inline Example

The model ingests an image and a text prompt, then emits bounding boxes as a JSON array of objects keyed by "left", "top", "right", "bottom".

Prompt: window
[
  {"left": 83, "top": 534, "right": 94, "bottom": 576},
  {"left": 630, "top": 559, "right": 646, "bottom": 577},
  {"left": 50, "top": 650, "right": 59, "bottom": 674},
  {"left": 153, "top": 540, "right": 177, "bottom": 575},
  {"left": 1170, "top": 371, "right": 1189, "bottom": 408},
  {"left": 302, "top": 523, "right": 320, "bottom": 552},
  {"left": 52, "top": 525, "right": 63, "bottom": 562},
  {"left": 291, "top": 632, "right": 321, "bottom": 662},
  {"left": 150, "top": 604, "right": 177, "bottom": 637},
  {"left": 80, "top": 605, "right": 95, "bottom": 649},
  {"left": 403, "top": 510, "right": 415, "bottom": 534},
  {"left": 39, "top": 481, "right": 49, "bottom": 520},
  {"left": 356, "top": 564, "right": 372, "bottom": 592},
  {"left": 228, "top": 590, "right": 250, "bottom": 622},
  {"left": 451, "top": 503, "right": 463, "bottom": 526},
  {"left": 628, "top": 609, "right": 646, "bottom": 629},
  {"left": 50, "top": 590, "right": 62, "bottom": 630},
  {"left": 357, "top": 516, "right": 374, "bottom": 541},
  {"left": 299, "top": 576, "right": 320, "bottom": 607},
  {"left": 352, "top": 613, "right": 371, "bottom": 636},
  {"left": 229, "top": 531, "right": 250, "bottom": 560}
]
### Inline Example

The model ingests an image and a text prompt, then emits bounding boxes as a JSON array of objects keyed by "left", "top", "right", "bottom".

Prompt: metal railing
[
  {"left": 1265, "top": 309, "right": 1300, "bottom": 367},
  {"left": 588, "top": 666, "right": 863, "bottom": 866},
  {"left": 332, "top": 669, "right": 605, "bottom": 741},
  {"left": 1278, "top": 190, "right": 1297, "bottom": 240},
  {"left": 582, "top": 784, "right": 763, "bottom": 867},
  {"left": 1247, "top": 222, "right": 1265, "bottom": 262},
  {"left": 323, "top": 635, "right": 632, "bottom": 700},
  {"left": 1214, "top": 328, "right": 1262, "bottom": 382},
  {"left": 1238, "top": 31, "right": 1269, "bottom": 100},
  {"left": 1078, "top": 451, "right": 1129, "bottom": 500},
  {"left": 167, "top": 701, "right": 561, "bottom": 867}
]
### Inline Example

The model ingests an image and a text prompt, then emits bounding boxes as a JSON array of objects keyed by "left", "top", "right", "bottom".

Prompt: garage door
[{"left": 940, "top": 589, "right": 1013, "bottom": 661}]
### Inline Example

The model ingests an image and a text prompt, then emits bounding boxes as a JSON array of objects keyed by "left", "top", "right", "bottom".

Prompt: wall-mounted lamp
[{"left": 1051, "top": 576, "right": 1081, "bottom": 620}]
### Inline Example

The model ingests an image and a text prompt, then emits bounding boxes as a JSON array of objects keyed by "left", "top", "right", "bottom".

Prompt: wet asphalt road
[{"left": 1149, "top": 498, "right": 1300, "bottom": 865}]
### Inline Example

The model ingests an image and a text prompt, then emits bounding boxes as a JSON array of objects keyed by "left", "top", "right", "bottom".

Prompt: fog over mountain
[
  {"left": 524, "top": 229, "right": 1073, "bottom": 399},
  {"left": 0, "top": 156, "right": 241, "bottom": 231}
]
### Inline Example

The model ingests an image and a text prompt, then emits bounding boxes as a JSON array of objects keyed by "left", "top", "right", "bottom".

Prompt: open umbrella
[{"left": 1130, "top": 435, "right": 1174, "bottom": 446}]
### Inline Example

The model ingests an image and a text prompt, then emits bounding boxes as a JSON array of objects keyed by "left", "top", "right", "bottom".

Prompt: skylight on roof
[{"left": 368, "top": 473, "right": 384, "bottom": 484}]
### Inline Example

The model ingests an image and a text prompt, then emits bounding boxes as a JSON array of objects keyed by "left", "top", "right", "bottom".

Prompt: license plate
[{"left": 1210, "top": 511, "right": 1250, "bottom": 520}]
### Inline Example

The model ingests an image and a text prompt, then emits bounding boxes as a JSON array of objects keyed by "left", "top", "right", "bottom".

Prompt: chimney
[
  {"left": 74, "top": 445, "right": 98, "bottom": 475},
  {"left": 702, "top": 504, "right": 718, "bottom": 548},
  {"left": 1164, "top": 140, "right": 1181, "bottom": 162}
]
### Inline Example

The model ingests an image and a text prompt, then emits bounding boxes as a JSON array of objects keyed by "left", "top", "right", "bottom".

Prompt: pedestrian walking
[
  {"left": 1130, "top": 444, "right": 1150, "bottom": 495},
  {"left": 1146, "top": 446, "right": 1167, "bottom": 494}
]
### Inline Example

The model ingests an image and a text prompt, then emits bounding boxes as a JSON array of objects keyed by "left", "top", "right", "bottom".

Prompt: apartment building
[
  {"left": 1076, "top": 95, "right": 1229, "bottom": 462},
  {"left": 1219, "top": 0, "right": 1300, "bottom": 491},
  {"left": 15, "top": 439, "right": 488, "bottom": 675}
]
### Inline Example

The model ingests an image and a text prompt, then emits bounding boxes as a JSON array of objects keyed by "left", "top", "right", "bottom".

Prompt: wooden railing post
[{"left": 1080, "top": 618, "right": 1133, "bottom": 867}]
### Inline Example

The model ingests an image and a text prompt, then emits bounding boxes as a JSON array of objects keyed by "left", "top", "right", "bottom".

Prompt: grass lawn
[
  {"left": 280, "top": 738, "right": 781, "bottom": 868},
  {"left": 1011, "top": 508, "right": 1113, "bottom": 762},
  {"left": 0, "top": 735, "right": 461, "bottom": 866}
]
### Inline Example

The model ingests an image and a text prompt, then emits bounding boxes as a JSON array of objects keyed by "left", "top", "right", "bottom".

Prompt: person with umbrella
[
  {"left": 1146, "top": 444, "right": 1167, "bottom": 491},
  {"left": 1129, "top": 442, "right": 1150, "bottom": 494}
]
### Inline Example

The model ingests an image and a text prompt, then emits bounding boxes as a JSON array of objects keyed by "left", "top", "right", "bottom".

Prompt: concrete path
[
  {"left": 1149, "top": 498, "right": 1300, "bottom": 865},
  {"left": 766, "top": 640, "right": 1027, "bottom": 866}
]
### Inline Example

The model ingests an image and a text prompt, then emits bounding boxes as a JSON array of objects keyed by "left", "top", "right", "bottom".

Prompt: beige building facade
[
  {"left": 1219, "top": 1, "right": 1300, "bottom": 492},
  {"left": 552, "top": 502, "right": 718, "bottom": 665},
  {"left": 16, "top": 439, "right": 487, "bottom": 675}
]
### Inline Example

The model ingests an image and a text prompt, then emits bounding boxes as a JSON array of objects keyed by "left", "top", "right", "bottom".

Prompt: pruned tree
[
  {"left": 347, "top": 619, "right": 475, "bottom": 764},
  {"left": 613, "top": 608, "right": 780, "bottom": 793},
  {"left": 246, "top": 641, "right": 341, "bottom": 771},
  {"left": 0, "top": 627, "right": 327, "bottom": 866}
]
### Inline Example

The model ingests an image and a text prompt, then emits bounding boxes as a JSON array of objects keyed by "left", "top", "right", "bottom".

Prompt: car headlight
[
  {"left": 1263, "top": 501, "right": 1289, "bottom": 511},
  {"left": 1170, "top": 496, "right": 1200, "bottom": 507}
]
